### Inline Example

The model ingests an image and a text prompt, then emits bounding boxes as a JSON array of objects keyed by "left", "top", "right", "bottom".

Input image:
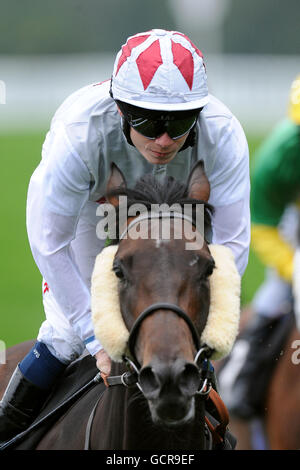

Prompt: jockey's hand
[{"left": 95, "top": 349, "right": 111, "bottom": 385}]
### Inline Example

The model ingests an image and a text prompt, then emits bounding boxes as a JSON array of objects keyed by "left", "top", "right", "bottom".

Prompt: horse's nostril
[
  {"left": 178, "top": 363, "right": 201, "bottom": 396},
  {"left": 139, "top": 366, "right": 161, "bottom": 399}
]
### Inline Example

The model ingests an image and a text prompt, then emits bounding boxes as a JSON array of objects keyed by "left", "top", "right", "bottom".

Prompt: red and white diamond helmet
[{"left": 111, "top": 29, "right": 209, "bottom": 111}]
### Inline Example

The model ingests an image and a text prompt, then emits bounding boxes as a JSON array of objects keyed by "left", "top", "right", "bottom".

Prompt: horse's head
[{"left": 104, "top": 162, "right": 215, "bottom": 427}]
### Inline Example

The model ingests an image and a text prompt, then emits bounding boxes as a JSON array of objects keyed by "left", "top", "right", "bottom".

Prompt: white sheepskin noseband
[{"left": 91, "top": 244, "right": 241, "bottom": 362}]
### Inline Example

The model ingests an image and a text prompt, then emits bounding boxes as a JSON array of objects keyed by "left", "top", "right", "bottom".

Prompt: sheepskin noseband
[{"left": 91, "top": 244, "right": 241, "bottom": 362}]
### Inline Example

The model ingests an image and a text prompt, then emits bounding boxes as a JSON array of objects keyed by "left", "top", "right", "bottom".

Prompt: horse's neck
[{"left": 93, "top": 363, "right": 207, "bottom": 450}]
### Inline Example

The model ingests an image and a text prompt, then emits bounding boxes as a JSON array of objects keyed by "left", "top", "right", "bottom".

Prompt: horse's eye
[
  {"left": 205, "top": 262, "right": 215, "bottom": 277},
  {"left": 198, "top": 261, "right": 215, "bottom": 282},
  {"left": 113, "top": 263, "right": 124, "bottom": 279}
]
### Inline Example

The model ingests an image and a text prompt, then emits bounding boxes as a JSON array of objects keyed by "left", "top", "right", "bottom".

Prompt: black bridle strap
[
  {"left": 127, "top": 302, "right": 201, "bottom": 366},
  {"left": 119, "top": 211, "right": 197, "bottom": 241}
]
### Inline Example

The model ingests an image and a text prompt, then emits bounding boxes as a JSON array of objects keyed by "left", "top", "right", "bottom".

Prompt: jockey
[
  {"left": 0, "top": 29, "right": 250, "bottom": 442},
  {"left": 218, "top": 75, "right": 300, "bottom": 419}
]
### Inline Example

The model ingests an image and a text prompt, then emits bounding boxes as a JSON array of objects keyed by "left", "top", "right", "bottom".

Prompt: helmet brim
[{"left": 116, "top": 95, "right": 209, "bottom": 111}]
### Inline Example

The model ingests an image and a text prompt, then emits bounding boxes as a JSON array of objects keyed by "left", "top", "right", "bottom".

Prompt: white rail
[{"left": 0, "top": 53, "right": 299, "bottom": 135}]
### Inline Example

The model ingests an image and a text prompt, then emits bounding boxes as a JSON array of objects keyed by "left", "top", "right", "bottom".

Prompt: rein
[
  {"left": 1, "top": 210, "right": 232, "bottom": 450},
  {"left": 84, "top": 367, "right": 229, "bottom": 450}
]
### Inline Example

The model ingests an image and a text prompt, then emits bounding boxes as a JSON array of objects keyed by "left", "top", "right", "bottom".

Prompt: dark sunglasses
[{"left": 128, "top": 114, "right": 198, "bottom": 140}]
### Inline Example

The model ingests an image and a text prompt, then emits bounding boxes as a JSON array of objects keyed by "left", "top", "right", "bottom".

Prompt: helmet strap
[
  {"left": 179, "top": 123, "right": 197, "bottom": 151},
  {"left": 121, "top": 117, "right": 134, "bottom": 146}
]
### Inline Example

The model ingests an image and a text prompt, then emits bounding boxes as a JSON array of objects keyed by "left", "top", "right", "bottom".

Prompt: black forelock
[{"left": 105, "top": 173, "right": 214, "bottom": 244}]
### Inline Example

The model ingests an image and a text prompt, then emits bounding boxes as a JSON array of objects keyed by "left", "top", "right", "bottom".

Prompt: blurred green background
[{"left": 0, "top": 0, "right": 298, "bottom": 349}]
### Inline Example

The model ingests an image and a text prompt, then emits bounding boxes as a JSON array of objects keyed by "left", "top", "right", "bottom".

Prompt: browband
[{"left": 119, "top": 211, "right": 200, "bottom": 240}]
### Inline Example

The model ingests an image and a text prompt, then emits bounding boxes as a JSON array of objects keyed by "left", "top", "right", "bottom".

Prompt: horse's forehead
[
  {"left": 117, "top": 218, "right": 209, "bottom": 260},
  {"left": 125, "top": 217, "right": 205, "bottom": 243}
]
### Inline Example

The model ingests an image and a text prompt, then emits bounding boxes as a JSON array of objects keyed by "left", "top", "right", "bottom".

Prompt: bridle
[
  {"left": 128, "top": 302, "right": 202, "bottom": 362},
  {"left": 83, "top": 210, "right": 228, "bottom": 450},
  {"left": 119, "top": 210, "right": 203, "bottom": 241},
  {"left": 83, "top": 301, "right": 216, "bottom": 451},
  {"left": 0, "top": 208, "right": 226, "bottom": 453},
  {"left": 123, "top": 301, "right": 214, "bottom": 396},
  {"left": 117, "top": 210, "right": 215, "bottom": 394},
  {"left": 83, "top": 301, "right": 219, "bottom": 451}
]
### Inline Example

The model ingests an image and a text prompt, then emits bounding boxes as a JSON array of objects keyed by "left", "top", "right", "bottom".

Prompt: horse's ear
[
  {"left": 187, "top": 161, "right": 210, "bottom": 202},
  {"left": 106, "top": 163, "right": 127, "bottom": 207}
]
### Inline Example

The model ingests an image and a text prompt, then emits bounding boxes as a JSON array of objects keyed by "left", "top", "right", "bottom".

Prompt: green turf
[
  {"left": 241, "top": 135, "right": 266, "bottom": 305},
  {"left": 0, "top": 133, "right": 46, "bottom": 348},
  {"left": 0, "top": 132, "right": 265, "bottom": 348}
]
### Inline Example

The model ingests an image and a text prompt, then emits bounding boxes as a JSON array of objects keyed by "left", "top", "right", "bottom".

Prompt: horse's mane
[{"left": 106, "top": 174, "right": 214, "bottom": 244}]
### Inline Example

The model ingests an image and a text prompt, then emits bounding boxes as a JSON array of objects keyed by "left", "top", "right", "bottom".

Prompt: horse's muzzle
[{"left": 139, "top": 359, "right": 201, "bottom": 426}]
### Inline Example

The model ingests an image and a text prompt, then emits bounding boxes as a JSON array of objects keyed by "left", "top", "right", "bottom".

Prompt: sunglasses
[{"left": 127, "top": 114, "right": 198, "bottom": 140}]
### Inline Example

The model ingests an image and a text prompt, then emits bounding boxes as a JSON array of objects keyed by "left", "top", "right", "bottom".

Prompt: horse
[
  {"left": 265, "top": 322, "right": 300, "bottom": 449},
  {"left": 223, "top": 310, "right": 300, "bottom": 450},
  {"left": 1, "top": 162, "right": 239, "bottom": 450}
]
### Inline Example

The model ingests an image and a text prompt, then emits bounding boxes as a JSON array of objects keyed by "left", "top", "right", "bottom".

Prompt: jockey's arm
[
  {"left": 208, "top": 116, "right": 250, "bottom": 277},
  {"left": 26, "top": 122, "right": 103, "bottom": 357},
  {"left": 249, "top": 120, "right": 300, "bottom": 283},
  {"left": 211, "top": 199, "right": 250, "bottom": 277},
  {"left": 251, "top": 224, "right": 294, "bottom": 282}
]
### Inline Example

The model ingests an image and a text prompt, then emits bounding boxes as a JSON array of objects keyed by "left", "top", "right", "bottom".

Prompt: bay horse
[
  {"left": 265, "top": 321, "right": 300, "bottom": 449},
  {"left": 224, "top": 311, "right": 300, "bottom": 450},
  {"left": 1, "top": 162, "right": 238, "bottom": 450}
]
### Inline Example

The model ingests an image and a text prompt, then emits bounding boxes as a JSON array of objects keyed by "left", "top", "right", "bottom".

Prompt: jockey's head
[{"left": 110, "top": 29, "right": 209, "bottom": 163}]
